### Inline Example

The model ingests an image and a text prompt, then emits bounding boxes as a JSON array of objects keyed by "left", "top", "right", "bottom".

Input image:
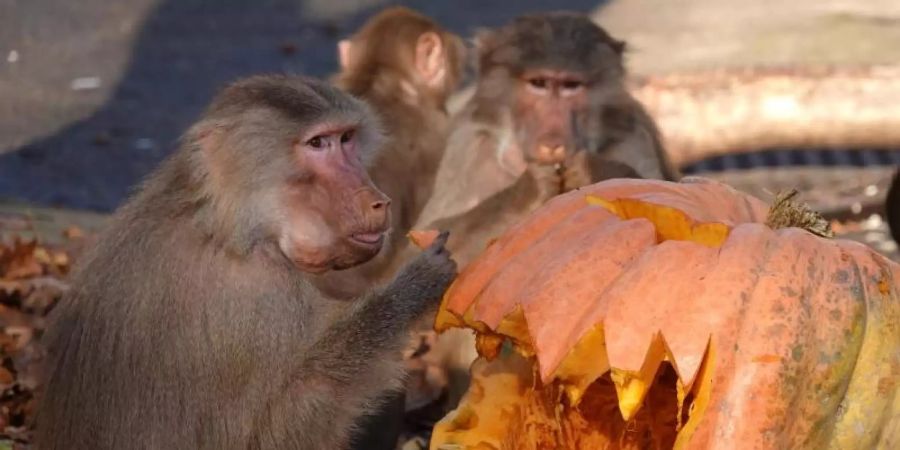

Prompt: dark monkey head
[
  {"left": 171, "top": 75, "right": 391, "bottom": 273},
  {"left": 472, "top": 12, "right": 627, "bottom": 165}
]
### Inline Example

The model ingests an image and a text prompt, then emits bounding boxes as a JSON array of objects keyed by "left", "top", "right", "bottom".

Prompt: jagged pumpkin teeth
[
  {"left": 444, "top": 193, "right": 586, "bottom": 311},
  {"left": 522, "top": 219, "right": 656, "bottom": 379},
  {"left": 472, "top": 207, "right": 622, "bottom": 330},
  {"left": 553, "top": 323, "right": 609, "bottom": 406},
  {"left": 410, "top": 177, "right": 900, "bottom": 449}
]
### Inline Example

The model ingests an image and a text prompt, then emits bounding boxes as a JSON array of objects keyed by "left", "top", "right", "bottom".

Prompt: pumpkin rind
[{"left": 428, "top": 178, "right": 900, "bottom": 449}]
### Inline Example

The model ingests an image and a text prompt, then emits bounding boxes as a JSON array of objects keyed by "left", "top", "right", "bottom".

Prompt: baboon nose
[
  {"left": 370, "top": 199, "right": 390, "bottom": 210},
  {"left": 357, "top": 188, "right": 391, "bottom": 229}
]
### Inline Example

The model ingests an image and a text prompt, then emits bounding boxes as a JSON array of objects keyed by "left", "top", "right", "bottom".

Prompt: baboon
[
  {"left": 326, "top": 6, "right": 466, "bottom": 294},
  {"left": 417, "top": 12, "right": 678, "bottom": 248},
  {"left": 34, "top": 75, "right": 457, "bottom": 450}
]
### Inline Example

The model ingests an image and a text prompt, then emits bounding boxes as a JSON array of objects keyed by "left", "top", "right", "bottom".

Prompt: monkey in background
[
  {"left": 34, "top": 75, "right": 457, "bottom": 450},
  {"left": 324, "top": 8, "right": 467, "bottom": 448},
  {"left": 418, "top": 11, "right": 678, "bottom": 268},
  {"left": 331, "top": 7, "right": 466, "bottom": 290}
]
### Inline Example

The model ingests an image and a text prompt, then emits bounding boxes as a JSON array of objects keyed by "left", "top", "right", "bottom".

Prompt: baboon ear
[
  {"left": 338, "top": 39, "right": 353, "bottom": 69},
  {"left": 186, "top": 121, "right": 231, "bottom": 189},
  {"left": 190, "top": 122, "right": 225, "bottom": 153},
  {"left": 188, "top": 121, "right": 233, "bottom": 174},
  {"left": 415, "top": 31, "right": 446, "bottom": 87}
]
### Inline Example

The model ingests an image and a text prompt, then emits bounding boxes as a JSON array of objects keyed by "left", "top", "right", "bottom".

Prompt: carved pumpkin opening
[
  {"left": 435, "top": 345, "right": 702, "bottom": 450},
  {"left": 586, "top": 196, "right": 730, "bottom": 248}
]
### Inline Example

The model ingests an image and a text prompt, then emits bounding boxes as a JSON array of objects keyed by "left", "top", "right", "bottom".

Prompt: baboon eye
[
  {"left": 340, "top": 130, "right": 354, "bottom": 143},
  {"left": 306, "top": 136, "right": 324, "bottom": 149},
  {"left": 562, "top": 80, "right": 583, "bottom": 90},
  {"left": 528, "top": 78, "right": 548, "bottom": 89}
]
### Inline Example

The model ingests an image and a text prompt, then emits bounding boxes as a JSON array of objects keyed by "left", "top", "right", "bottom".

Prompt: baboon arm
[{"left": 299, "top": 272, "right": 427, "bottom": 381}]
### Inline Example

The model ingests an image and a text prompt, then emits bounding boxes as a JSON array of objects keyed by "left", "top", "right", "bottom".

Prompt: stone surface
[{"left": 593, "top": 0, "right": 900, "bottom": 76}]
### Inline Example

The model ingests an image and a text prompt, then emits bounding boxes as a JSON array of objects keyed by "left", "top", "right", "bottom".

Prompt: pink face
[
  {"left": 278, "top": 122, "right": 391, "bottom": 273},
  {"left": 513, "top": 69, "right": 589, "bottom": 165}
]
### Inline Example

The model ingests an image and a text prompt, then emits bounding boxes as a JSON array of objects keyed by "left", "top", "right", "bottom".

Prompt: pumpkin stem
[{"left": 764, "top": 189, "right": 834, "bottom": 238}]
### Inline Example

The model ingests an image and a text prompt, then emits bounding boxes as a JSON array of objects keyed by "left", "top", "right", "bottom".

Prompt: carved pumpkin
[{"left": 420, "top": 178, "right": 900, "bottom": 449}]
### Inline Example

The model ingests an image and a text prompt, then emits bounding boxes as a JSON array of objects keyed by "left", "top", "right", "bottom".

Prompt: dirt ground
[{"left": 593, "top": 0, "right": 900, "bottom": 76}]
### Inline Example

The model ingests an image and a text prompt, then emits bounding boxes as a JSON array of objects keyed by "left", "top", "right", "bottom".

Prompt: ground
[
  {"left": 0, "top": 0, "right": 601, "bottom": 211},
  {"left": 1, "top": 1, "right": 900, "bottom": 448}
]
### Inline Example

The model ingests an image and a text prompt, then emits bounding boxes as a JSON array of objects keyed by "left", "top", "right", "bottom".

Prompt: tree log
[{"left": 629, "top": 65, "right": 900, "bottom": 167}]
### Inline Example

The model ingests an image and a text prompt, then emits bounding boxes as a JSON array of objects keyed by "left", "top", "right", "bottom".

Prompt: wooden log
[{"left": 629, "top": 65, "right": 900, "bottom": 166}]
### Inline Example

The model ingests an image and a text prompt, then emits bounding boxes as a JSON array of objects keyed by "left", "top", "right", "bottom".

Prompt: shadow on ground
[{"left": 0, "top": 0, "right": 603, "bottom": 212}]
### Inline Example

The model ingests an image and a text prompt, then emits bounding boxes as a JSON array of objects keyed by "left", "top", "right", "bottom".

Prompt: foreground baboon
[{"left": 35, "top": 75, "right": 457, "bottom": 450}]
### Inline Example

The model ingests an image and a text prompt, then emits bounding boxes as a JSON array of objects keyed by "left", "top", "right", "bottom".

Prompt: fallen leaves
[{"left": 0, "top": 231, "right": 84, "bottom": 449}]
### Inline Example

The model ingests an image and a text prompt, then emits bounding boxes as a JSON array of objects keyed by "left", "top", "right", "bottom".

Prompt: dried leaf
[
  {"left": 51, "top": 251, "right": 69, "bottom": 268},
  {"left": 1, "top": 240, "right": 42, "bottom": 281},
  {"left": 2, "top": 328, "right": 33, "bottom": 354},
  {"left": 0, "top": 234, "right": 72, "bottom": 445},
  {"left": 62, "top": 226, "right": 85, "bottom": 241},
  {"left": 0, "top": 281, "right": 26, "bottom": 297},
  {"left": 0, "top": 368, "right": 13, "bottom": 386}
]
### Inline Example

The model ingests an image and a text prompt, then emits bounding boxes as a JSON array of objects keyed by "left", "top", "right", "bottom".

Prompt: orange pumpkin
[{"left": 421, "top": 177, "right": 900, "bottom": 449}]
